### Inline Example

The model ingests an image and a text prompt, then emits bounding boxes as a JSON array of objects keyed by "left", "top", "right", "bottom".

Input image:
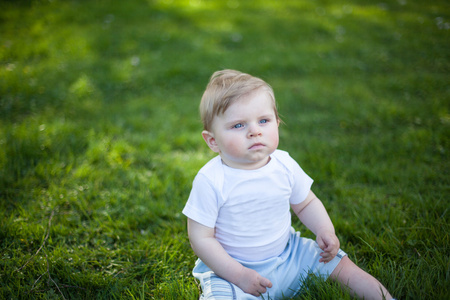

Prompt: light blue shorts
[{"left": 193, "top": 228, "right": 347, "bottom": 300}]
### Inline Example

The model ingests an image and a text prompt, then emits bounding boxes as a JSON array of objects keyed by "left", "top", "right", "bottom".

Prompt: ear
[{"left": 202, "top": 130, "right": 219, "bottom": 153}]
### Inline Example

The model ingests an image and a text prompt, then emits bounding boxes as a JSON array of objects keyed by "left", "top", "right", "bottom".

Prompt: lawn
[{"left": 0, "top": 0, "right": 448, "bottom": 299}]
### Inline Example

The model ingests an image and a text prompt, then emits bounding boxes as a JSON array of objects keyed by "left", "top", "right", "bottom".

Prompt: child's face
[{"left": 202, "top": 89, "right": 279, "bottom": 170}]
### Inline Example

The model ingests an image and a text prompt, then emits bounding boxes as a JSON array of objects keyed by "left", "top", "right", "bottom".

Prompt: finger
[
  {"left": 251, "top": 288, "right": 263, "bottom": 297},
  {"left": 319, "top": 256, "right": 332, "bottom": 263},
  {"left": 320, "top": 249, "right": 338, "bottom": 262},
  {"left": 324, "top": 242, "right": 338, "bottom": 253},
  {"left": 251, "top": 291, "right": 260, "bottom": 297},
  {"left": 319, "top": 252, "right": 332, "bottom": 262},
  {"left": 316, "top": 238, "right": 326, "bottom": 250},
  {"left": 251, "top": 291, "right": 261, "bottom": 297},
  {"left": 319, "top": 254, "right": 328, "bottom": 261},
  {"left": 261, "top": 277, "right": 273, "bottom": 288},
  {"left": 257, "top": 286, "right": 269, "bottom": 296},
  {"left": 320, "top": 250, "right": 331, "bottom": 257}
]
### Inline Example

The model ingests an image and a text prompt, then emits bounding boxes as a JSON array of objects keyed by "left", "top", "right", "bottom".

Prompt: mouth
[{"left": 249, "top": 143, "right": 265, "bottom": 150}]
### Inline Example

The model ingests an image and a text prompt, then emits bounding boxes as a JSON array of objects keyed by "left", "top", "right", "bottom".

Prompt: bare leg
[{"left": 330, "top": 256, "right": 393, "bottom": 300}]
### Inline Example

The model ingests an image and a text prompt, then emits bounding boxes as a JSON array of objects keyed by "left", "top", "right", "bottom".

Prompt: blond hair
[{"left": 200, "top": 69, "right": 280, "bottom": 131}]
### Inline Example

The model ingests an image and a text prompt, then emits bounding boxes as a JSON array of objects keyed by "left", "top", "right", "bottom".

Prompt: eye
[
  {"left": 259, "top": 119, "right": 268, "bottom": 124},
  {"left": 233, "top": 123, "right": 244, "bottom": 129}
]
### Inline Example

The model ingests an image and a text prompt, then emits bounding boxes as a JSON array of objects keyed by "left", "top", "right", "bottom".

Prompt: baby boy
[{"left": 183, "top": 70, "right": 393, "bottom": 300}]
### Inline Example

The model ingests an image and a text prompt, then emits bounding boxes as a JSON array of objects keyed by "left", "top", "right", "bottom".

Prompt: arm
[
  {"left": 291, "top": 190, "right": 340, "bottom": 263},
  {"left": 187, "top": 218, "right": 272, "bottom": 296}
]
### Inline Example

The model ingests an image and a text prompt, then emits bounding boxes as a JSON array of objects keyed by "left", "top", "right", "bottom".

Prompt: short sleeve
[
  {"left": 289, "top": 160, "right": 314, "bottom": 204},
  {"left": 182, "top": 173, "right": 220, "bottom": 228},
  {"left": 273, "top": 150, "right": 313, "bottom": 205}
]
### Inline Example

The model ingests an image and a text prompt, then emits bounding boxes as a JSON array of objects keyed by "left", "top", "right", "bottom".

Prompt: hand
[
  {"left": 316, "top": 230, "right": 340, "bottom": 263},
  {"left": 235, "top": 266, "right": 273, "bottom": 297}
]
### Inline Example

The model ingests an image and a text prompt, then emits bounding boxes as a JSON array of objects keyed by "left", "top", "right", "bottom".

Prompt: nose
[{"left": 247, "top": 123, "right": 262, "bottom": 138}]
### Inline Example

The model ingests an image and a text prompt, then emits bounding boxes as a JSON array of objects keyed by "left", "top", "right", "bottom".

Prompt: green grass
[{"left": 1, "top": 0, "right": 448, "bottom": 299}]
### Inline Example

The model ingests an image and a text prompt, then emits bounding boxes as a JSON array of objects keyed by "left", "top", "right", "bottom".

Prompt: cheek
[
  {"left": 227, "top": 140, "right": 243, "bottom": 154},
  {"left": 269, "top": 127, "right": 279, "bottom": 143},
  {"left": 220, "top": 135, "right": 244, "bottom": 155},
  {"left": 273, "top": 134, "right": 280, "bottom": 148}
]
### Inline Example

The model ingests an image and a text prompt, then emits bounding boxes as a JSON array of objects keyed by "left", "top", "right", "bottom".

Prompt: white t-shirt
[{"left": 182, "top": 149, "right": 313, "bottom": 262}]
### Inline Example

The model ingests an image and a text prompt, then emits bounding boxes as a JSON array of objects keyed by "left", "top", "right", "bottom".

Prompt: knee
[
  {"left": 330, "top": 256, "right": 354, "bottom": 281},
  {"left": 329, "top": 256, "right": 371, "bottom": 284}
]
